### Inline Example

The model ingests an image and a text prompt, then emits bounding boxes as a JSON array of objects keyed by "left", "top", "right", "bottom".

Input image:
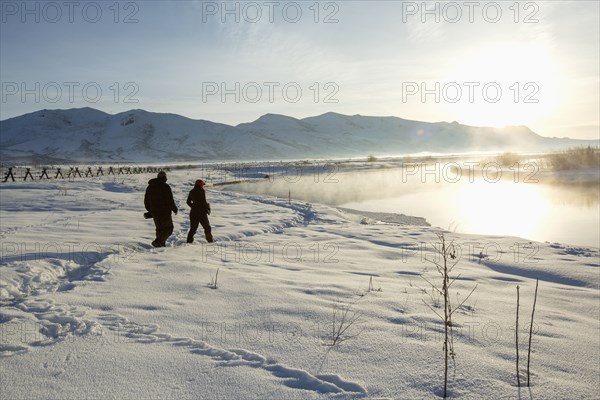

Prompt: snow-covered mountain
[
  {"left": 0, "top": 108, "right": 261, "bottom": 163},
  {"left": 1, "top": 108, "right": 596, "bottom": 163}
]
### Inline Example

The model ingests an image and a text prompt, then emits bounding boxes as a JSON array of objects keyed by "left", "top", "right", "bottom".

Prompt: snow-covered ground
[{"left": 1, "top": 168, "right": 599, "bottom": 399}]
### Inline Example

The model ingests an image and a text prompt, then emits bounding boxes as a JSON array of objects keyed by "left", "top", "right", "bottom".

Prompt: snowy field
[{"left": 1, "top": 168, "right": 599, "bottom": 399}]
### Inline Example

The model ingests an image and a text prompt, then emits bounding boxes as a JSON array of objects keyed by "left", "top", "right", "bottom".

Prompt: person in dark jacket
[
  {"left": 144, "top": 171, "right": 178, "bottom": 247},
  {"left": 186, "top": 179, "right": 213, "bottom": 243}
]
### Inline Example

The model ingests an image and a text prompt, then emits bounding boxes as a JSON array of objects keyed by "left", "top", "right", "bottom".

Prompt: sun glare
[
  {"left": 453, "top": 180, "right": 548, "bottom": 239},
  {"left": 440, "top": 44, "right": 563, "bottom": 128}
]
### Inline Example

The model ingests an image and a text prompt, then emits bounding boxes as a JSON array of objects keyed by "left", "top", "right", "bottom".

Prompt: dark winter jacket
[
  {"left": 144, "top": 177, "right": 177, "bottom": 217},
  {"left": 186, "top": 186, "right": 209, "bottom": 216}
]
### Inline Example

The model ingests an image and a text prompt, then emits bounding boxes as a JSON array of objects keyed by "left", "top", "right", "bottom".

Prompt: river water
[{"left": 224, "top": 164, "right": 600, "bottom": 248}]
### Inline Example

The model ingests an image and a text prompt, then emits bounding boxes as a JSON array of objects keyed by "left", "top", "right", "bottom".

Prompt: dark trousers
[
  {"left": 152, "top": 215, "right": 174, "bottom": 247},
  {"left": 187, "top": 212, "right": 213, "bottom": 243}
]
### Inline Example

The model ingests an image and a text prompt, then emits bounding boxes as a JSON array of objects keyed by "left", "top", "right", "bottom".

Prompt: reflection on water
[{"left": 225, "top": 167, "right": 600, "bottom": 248}]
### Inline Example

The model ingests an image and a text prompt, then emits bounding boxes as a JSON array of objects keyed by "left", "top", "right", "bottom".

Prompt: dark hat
[
  {"left": 195, "top": 179, "right": 205, "bottom": 187},
  {"left": 157, "top": 171, "right": 167, "bottom": 179}
]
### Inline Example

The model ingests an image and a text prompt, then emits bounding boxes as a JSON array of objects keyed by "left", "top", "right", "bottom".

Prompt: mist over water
[{"left": 224, "top": 165, "right": 600, "bottom": 248}]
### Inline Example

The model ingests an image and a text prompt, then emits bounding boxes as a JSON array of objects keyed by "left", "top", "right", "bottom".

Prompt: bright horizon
[{"left": 1, "top": 1, "right": 599, "bottom": 139}]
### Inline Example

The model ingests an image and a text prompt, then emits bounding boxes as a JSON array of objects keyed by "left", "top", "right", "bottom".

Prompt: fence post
[
  {"left": 40, "top": 168, "right": 50, "bottom": 179},
  {"left": 24, "top": 168, "right": 34, "bottom": 181},
  {"left": 3, "top": 167, "right": 15, "bottom": 182},
  {"left": 55, "top": 168, "right": 63, "bottom": 179},
  {"left": 97, "top": 167, "right": 104, "bottom": 176}
]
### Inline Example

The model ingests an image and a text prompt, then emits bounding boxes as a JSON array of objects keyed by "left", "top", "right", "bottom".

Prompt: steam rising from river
[{"left": 221, "top": 160, "right": 599, "bottom": 247}]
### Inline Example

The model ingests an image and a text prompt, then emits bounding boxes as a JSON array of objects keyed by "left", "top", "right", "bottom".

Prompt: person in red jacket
[
  {"left": 144, "top": 171, "right": 178, "bottom": 247},
  {"left": 186, "top": 179, "right": 213, "bottom": 243}
]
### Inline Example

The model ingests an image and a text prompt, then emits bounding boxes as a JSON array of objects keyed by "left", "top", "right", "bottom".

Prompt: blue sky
[{"left": 1, "top": 0, "right": 598, "bottom": 139}]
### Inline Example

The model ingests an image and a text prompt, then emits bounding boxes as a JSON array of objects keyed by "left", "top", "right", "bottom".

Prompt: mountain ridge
[{"left": 1, "top": 108, "right": 597, "bottom": 163}]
